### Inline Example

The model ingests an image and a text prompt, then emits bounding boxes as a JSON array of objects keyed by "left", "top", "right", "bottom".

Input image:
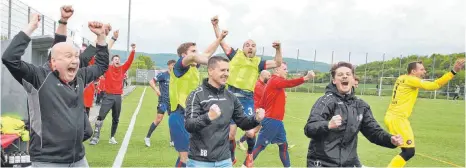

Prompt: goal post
[{"left": 378, "top": 77, "right": 396, "bottom": 97}]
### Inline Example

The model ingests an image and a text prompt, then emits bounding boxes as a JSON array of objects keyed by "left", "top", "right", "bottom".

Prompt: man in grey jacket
[
  {"left": 185, "top": 56, "right": 265, "bottom": 167},
  {"left": 2, "top": 14, "right": 109, "bottom": 167}
]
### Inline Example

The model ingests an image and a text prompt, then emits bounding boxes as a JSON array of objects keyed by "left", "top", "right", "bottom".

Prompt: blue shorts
[
  {"left": 255, "top": 118, "right": 287, "bottom": 146},
  {"left": 169, "top": 109, "right": 189, "bottom": 152},
  {"left": 187, "top": 158, "right": 232, "bottom": 167},
  {"left": 157, "top": 102, "right": 170, "bottom": 114},
  {"left": 230, "top": 96, "right": 254, "bottom": 125}
]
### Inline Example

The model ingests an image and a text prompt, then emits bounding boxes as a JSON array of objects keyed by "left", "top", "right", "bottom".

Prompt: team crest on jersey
[{"left": 357, "top": 114, "right": 363, "bottom": 121}]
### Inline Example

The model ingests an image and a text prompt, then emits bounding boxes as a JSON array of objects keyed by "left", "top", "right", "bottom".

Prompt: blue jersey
[{"left": 154, "top": 71, "right": 170, "bottom": 104}]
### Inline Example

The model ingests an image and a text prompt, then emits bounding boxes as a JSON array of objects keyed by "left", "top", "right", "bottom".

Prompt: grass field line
[
  {"left": 112, "top": 87, "right": 147, "bottom": 168},
  {"left": 285, "top": 114, "right": 463, "bottom": 167}
]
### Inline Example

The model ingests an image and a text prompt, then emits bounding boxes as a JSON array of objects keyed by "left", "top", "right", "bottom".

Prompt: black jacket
[
  {"left": 304, "top": 83, "right": 396, "bottom": 167},
  {"left": 2, "top": 31, "right": 109, "bottom": 163},
  {"left": 185, "top": 78, "right": 260, "bottom": 162}
]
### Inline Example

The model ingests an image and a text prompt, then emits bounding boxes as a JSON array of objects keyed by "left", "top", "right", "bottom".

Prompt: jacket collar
[
  {"left": 325, "top": 82, "right": 355, "bottom": 102},
  {"left": 202, "top": 78, "right": 225, "bottom": 94}
]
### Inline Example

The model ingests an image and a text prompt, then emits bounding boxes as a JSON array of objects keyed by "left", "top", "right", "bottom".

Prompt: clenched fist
[
  {"left": 88, "top": 21, "right": 105, "bottom": 36},
  {"left": 211, "top": 15, "right": 219, "bottom": 26},
  {"left": 303, "top": 71, "right": 315, "bottom": 81},
  {"left": 328, "top": 115, "right": 342, "bottom": 129},
  {"left": 131, "top": 43, "right": 136, "bottom": 50},
  {"left": 208, "top": 104, "right": 222, "bottom": 120},
  {"left": 28, "top": 13, "right": 41, "bottom": 30},
  {"left": 60, "top": 5, "right": 74, "bottom": 21},
  {"left": 218, "top": 30, "right": 228, "bottom": 40},
  {"left": 453, "top": 58, "right": 465, "bottom": 72},
  {"left": 272, "top": 41, "right": 281, "bottom": 50},
  {"left": 391, "top": 135, "right": 403, "bottom": 146},
  {"left": 113, "top": 30, "right": 119, "bottom": 39},
  {"left": 255, "top": 108, "right": 265, "bottom": 122}
]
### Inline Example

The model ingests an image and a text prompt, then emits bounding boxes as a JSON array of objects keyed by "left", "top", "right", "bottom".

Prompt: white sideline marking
[{"left": 112, "top": 87, "right": 147, "bottom": 168}]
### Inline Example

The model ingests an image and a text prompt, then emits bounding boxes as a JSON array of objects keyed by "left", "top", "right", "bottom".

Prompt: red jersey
[
  {"left": 104, "top": 50, "right": 135, "bottom": 94},
  {"left": 259, "top": 75, "right": 305, "bottom": 121},
  {"left": 253, "top": 79, "right": 266, "bottom": 111},
  {"left": 97, "top": 78, "right": 106, "bottom": 92},
  {"left": 83, "top": 57, "right": 96, "bottom": 108}
]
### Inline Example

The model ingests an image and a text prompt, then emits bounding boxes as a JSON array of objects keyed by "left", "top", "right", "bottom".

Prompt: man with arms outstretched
[
  {"left": 89, "top": 43, "right": 136, "bottom": 145},
  {"left": 169, "top": 30, "right": 228, "bottom": 167},
  {"left": 211, "top": 15, "right": 283, "bottom": 167},
  {"left": 2, "top": 14, "right": 109, "bottom": 167},
  {"left": 385, "top": 59, "right": 464, "bottom": 167},
  {"left": 145, "top": 60, "right": 176, "bottom": 147}
]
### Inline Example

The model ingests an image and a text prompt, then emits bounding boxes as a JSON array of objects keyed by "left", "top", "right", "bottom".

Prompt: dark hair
[
  {"left": 208, "top": 56, "right": 230, "bottom": 69},
  {"left": 354, "top": 75, "right": 360, "bottom": 82},
  {"left": 112, "top": 55, "right": 120, "bottom": 60},
  {"left": 330, "top": 61, "right": 354, "bottom": 78},
  {"left": 177, "top": 42, "right": 196, "bottom": 56},
  {"left": 167, "top": 59, "right": 176, "bottom": 65},
  {"left": 407, "top": 61, "right": 422, "bottom": 74}
]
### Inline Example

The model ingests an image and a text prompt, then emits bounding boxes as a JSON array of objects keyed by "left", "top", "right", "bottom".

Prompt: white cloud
[{"left": 16, "top": 0, "right": 465, "bottom": 65}]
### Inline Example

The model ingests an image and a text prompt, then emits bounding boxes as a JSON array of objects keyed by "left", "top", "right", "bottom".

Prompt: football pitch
[{"left": 84, "top": 86, "right": 465, "bottom": 167}]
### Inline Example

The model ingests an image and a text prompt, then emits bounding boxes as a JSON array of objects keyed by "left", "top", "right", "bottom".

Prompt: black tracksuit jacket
[
  {"left": 304, "top": 83, "right": 396, "bottom": 167},
  {"left": 2, "top": 31, "right": 109, "bottom": 163},
  {"left": 185, "top": 78, "right": 260, "bottom": 162}
]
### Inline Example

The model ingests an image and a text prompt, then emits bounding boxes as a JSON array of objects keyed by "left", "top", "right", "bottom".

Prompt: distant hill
[{"left": 110, "top": 49, "right": 331, "bottom": 72}]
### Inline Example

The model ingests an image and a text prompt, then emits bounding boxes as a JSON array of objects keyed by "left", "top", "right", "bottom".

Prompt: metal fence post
[
  {"left": 8, "top": 0, "right": 12, "bottom": 38},
  {"left": 41, "top": 15, "right": 45, "bottom": 35},
  {"left": 27, "top": 7, "right": 30, "bottom": 22}
]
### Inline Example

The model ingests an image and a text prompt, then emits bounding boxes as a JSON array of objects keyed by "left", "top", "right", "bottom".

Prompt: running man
[
  {"left": 385, "top": 59, "right": 464, "bottom": 167},
  {"left": 168, "top": 30, "right": 228, "bottom": 167},
  {"left": 251, "top": 63, "right": 315, "bottom": 167},
  {"left": 211, "top": 15, "right": 283, "bottom": 166},
  {"left": 89, "top": 44, "right": 136, "bottom": 145},
  {"left": 145, "top": 60, "right": 176, "bottom": 147}
]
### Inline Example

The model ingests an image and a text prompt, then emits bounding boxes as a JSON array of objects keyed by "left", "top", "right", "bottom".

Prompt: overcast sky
[{"left": 18, "top": 0, "right": 465, "bottom": 65}]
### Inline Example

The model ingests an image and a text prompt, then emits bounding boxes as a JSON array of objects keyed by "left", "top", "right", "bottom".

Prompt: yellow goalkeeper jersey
[{"left": 386, "top": 71, "right": 455, "bottom": 118}]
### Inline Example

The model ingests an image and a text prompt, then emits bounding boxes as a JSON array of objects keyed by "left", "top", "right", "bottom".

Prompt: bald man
[
  {"left": 2, "top": 15, "right": 109, "bottom": 167},
  {"left": 212, "top": 16, "right": 283, "bottom": 167}
]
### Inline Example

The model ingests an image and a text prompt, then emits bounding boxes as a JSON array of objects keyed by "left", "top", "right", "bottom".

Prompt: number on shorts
[
  {"left": 248, "top": 107, "right": 253, "bottom": 115},
  {"left": 200, "top": 149, "right": 207, "bottom": 157}
]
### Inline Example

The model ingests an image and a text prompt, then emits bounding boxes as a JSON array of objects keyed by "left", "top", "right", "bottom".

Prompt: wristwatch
[
  {"left": 111, "top": 37, "right": 117, "bottom": 41},
  {"left": 58, "top": 20, "right": 67, "bottom": 25},
  {"left": 451, "top": 69, "right": 457, "bottom": 75}
]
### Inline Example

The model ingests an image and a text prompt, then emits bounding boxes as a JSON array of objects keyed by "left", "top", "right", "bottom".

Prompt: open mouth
[
  {"left": 68, "top": 67, "right": 77, "bottom": 73},
  {"left": 342, "top": 81, "right": 349, "bottom": 86}
]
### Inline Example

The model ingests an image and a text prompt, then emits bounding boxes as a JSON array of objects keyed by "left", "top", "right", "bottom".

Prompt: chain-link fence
[
  {"left": 1, "top": 0, "right": 92, "bottom": 45},
  {"left": 132, "top": 46, "right": 464, "bottom": 100}
]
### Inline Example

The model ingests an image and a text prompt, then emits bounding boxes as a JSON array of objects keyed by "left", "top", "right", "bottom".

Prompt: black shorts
[{"left": 157, "top": 103, "right": 170, "bottom": 114}]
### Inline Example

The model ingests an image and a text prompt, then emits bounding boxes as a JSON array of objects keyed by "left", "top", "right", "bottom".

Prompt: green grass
[{"left": 85, "top": 87, "right": 465, "bottom": 167}]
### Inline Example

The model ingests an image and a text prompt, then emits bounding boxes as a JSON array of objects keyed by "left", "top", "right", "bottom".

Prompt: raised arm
[
  {"left": 211, "top": 15, "right": 231, "bottom": 55},
  {"left": 181, "top": 30, "right": 228, "bottom": 66},
  {"left": 265, "top": 41, "right": 283, "bottom": 69},
  {"left": 2, "top": 14, "right": 44, "bottom": 87},
  {"left": 304, "top": 96, "right": 333, "bottom": 139},
  {"left": 78, "top": 21, "right": 109, "bottom": 85},
  {"left": 271, "top": 71, "right": 314, "bottom": 89},
  {"left": 185, "top": 89, "right": 214, "bottom": 133},
  {"left": 405, "top": 60, "right": 464, "bottom": 91},
  {"left": 122, "top": 44, "right": 136, "bottom": 72},
  {"left": 359, "top": 102, "right": 397, "bottom": 148},
  {"left": 47, "top": 5, "right": 74, "bottom": 62},
  {"left": 232, "top": 96, "right": 260, "bottom": 130}
]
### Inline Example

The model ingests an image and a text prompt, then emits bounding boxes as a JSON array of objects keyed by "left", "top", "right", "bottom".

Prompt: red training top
[
  {"left": 97, "top": 77, "right": 105, "bottom": 92},
  {"left": 104, "top": 50, "right": 135, "bottom": 94},
  {"left": 259, "top": 75, "right": 305, "bottom": 121},
  {"left": 253, "top": 79, "right": 266, "bottom": 111},
  {"left": 83, "top": 57, "right": 96, "bottom": 108}
]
